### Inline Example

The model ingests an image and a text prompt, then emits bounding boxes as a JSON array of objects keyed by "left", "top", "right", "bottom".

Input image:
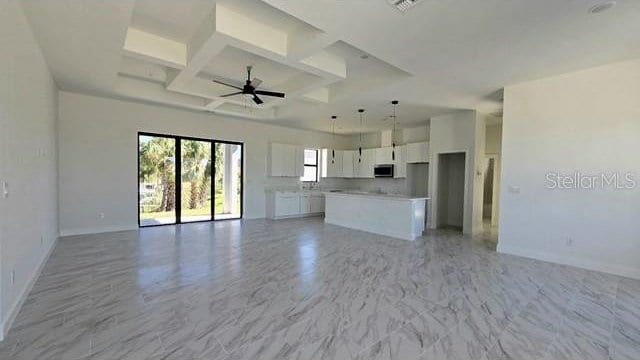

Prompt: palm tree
[
  {"left": 181, "top": 140, "right": 210, "bottom": 209},
  {"left": 139, "top": 136, "right": 176, "bottom": 212}
]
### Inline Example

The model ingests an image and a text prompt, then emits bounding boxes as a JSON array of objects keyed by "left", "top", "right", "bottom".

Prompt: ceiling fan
[{"left": 213, "top": 66, "right": 285, "bottom": 105}]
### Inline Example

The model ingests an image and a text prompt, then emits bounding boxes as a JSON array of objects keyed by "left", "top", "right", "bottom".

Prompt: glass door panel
[
  {"left": 214, "top": 142, "right": 243, "bottom": 220},
  {"left": 138, "top": 135, "right": 177, "bottom": 226},
  {"left": 181, "top": 139, "right": 212, "bottom": 222}
]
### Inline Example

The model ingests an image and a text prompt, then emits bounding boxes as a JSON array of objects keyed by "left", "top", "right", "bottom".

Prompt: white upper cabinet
[
  {"left": 375, "top": 147, "right": 393, "bottom": 165},
  {"left": 406, "top": 142, "right": 430, "bottom": 163},
  {"left": 342, "top": 150, "right": 355, "bottom": 178},
  {"left": 270, "top": 143, "right": 304, "bottom": 177},
  {"left": 394, "top": 145, "right": 407, "bottom": 178},
  {"left": 325, "top": 149, "right": 343, "bottom": 178},
  {"left": 355, "top": 148, "right": 375, "bottom": 178}
]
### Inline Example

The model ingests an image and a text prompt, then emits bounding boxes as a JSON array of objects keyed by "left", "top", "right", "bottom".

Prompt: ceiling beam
[{"left": 123, "top": 28, "right": 186, "bottom": 69}]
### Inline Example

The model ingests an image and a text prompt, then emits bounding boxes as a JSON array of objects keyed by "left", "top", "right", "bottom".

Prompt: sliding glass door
[
  {"left": 181, "top": 139, "right": 212, "bottom": 223},
  {"left": 214, "top": 142, "right": 243, "bottom": 220},
  {"left": 138, "top": 133, "right": 243, "bottom": 227},
  {"left": 138, "top": 134, "right": 177, "bottom": 226}
]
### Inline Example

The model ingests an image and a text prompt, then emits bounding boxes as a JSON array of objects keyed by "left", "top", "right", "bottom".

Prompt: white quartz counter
[
  {"left": 323, "top": 191, "right": 429, "bottom": 241},
  {"left": 322, "top": 191, "right": 429, "bottom": 202}
]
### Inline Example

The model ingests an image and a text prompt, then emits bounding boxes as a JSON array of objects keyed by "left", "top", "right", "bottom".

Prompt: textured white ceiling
[{"left": 20, "top": 0, "right": 640, "bottom": 133}]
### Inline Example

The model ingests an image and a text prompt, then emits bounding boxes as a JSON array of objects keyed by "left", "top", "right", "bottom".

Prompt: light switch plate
[{"left": 2, "top": 181, "right": 8, "bottom": 198}]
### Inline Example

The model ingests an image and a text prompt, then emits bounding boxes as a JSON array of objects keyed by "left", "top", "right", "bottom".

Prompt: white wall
[
  {"left": 498, "top": 59, "right": 640, "bottom": 279},
  {"left": 485, "top": 123, "right": 502, "bottom": 226},
  {"left": 402, "top": 125, "right": 430, "bottom": 144},
  {"left": 57, "top": 92, "right": 352, "bottom": 235},
  {"left": 428, "top": 110, "right": 486, "bottom": 234},
  {"left": 0, "top": 1, "right": 59, "bottom": 338},
  {"left": 485, "top": 124, "right": 502, "bottom": 155}
]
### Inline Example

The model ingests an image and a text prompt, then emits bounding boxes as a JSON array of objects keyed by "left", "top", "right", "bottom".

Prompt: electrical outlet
[
  {"left": 565, "top": 237, "right": 573, "bottom": 246},
  {"left": 99, "top": 212, "right": 105, "bottom": 219}
]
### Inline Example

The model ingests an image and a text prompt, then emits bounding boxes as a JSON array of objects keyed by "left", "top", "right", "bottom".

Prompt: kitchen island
[{"left": 323, "top": 191, "right": 429, "bottom": 240}]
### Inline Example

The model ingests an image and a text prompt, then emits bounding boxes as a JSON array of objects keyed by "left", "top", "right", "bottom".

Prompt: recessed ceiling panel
[
  {"left": 201, "top": 46, "right": 309, "bottom": 90},
  {"left": 132, "top": 0, "right": 214, "bottom": 43}
]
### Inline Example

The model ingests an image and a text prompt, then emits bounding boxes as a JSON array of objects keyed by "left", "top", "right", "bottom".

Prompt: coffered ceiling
[{"left": 20, "top": 0, "right": 640, "bottom": 133}]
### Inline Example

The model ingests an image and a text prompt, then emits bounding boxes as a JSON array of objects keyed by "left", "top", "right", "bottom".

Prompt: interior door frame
[{"left": 137, "top": 132, "right": 244, "bottom": 227}]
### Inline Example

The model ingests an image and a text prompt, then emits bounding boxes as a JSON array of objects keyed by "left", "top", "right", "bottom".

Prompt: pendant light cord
[
  {"left": 391, "top": 101, "right": 398, "bottom": 161},
  {"left": 358, "top": 109, "right": 364, "bottom": 163},
  {"left": 331, "top": 116, "right": 336, "bottom": 164}
]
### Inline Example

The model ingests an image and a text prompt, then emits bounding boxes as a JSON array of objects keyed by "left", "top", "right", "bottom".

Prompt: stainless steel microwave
[{"left": 374, "top": 164, "right": 394, "bottom": 177}]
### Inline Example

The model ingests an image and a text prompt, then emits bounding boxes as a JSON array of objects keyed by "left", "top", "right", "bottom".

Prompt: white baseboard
[
  {"left": 268, "top": 213, "right": 324, "bottom": 221},
  {"left": 1, "top": 236, "right": 58, "bottom": 341},
  {"left": 59, "top": 225, "right": 137, "bottom": 237},
  {"left": 497, "top": 243, "right": 640, "bottom": 280}
]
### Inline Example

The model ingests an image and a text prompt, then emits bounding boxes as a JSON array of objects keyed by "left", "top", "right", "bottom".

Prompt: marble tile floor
[{"left": 1, "top": 217, "right": 639, "bottom": 360}]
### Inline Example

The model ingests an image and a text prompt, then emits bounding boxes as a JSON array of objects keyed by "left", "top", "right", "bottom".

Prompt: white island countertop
[
  {"left": 323, "top": 191, "right": 429, "bottom": 240},
  {"left": 323, "top": 191, "right": 429, "bottom": 202}
]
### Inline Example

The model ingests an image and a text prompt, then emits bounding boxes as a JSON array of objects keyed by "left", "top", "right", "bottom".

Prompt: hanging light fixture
[
  {"left": 391, "top": 100, "right": 399, "bottom": 161},
  {"left": 358, "top": 109, "right": 365, "bottom": 163},
  {"left": 331, "top": 115, "right": 337, "bottom": 164}
]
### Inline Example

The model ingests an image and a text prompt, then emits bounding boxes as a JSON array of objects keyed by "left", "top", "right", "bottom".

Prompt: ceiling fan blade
[
  {"left": 251, "top": 77, "right": 263, "bottom": 87},
  {"left": 252, "top": 95, "right": 264, "bottom": 105},
  {"left": 254, "top": 90, "right": 285, "bottom": 98},
  {"left": 212, "top": 79, "right": 243, "bottom": 91},
  {"left": 220, "top": 91, "right": 243, "bottom": 98}
]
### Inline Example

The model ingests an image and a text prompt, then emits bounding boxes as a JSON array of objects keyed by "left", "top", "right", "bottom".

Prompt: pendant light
[
  {"left": 391, "top": 100, "right": 399, "bottom": 161},
  {"left": 331, "top": 116, "right": 337, "bottom": 164},
  {"left": 358, "top": 109, "right": 365, "bottom": 163}
]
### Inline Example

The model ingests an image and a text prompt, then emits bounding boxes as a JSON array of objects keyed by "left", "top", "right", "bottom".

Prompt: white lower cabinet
[
  {"left": 277, "top": 193, "right": 301, "bottom": 217},
  {"left": 266, "top": 191, "right": 325, "bottom": 219},
  {"left": 309, "top": 195, "right": 325, "bottom": 213}
]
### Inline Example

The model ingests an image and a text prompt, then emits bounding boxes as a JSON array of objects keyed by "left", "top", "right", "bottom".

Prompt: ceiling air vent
[{"left": 389, "top": 0, "right": 424, "bottom": 12}]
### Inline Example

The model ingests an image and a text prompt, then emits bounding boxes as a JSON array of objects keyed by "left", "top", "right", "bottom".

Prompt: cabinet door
[
  {"left": 357, "top": 149, "right": 375, "bottom": 178},
  {"left": 353, "top": 150, "right": 363, "bottom": 177},
  {"left": 394, "top": 145, "right": 407, "bottom": 178},
  {"left": 276, "top": 194, "right": 300, "bottom": 216},
  {"left": 300, "top": 195, "right": 311, "bottom": 214},
  {"left": 309, "top": 195, "right": 325, "bottom": 213},
  {"left": 271, "top": 143, "right": 292, "bottom": 176},
  {"left": 421, "top": 142, "right": 430, "bottom": 162},
  {"left": 326, "top": 149, "right": 343, "bottom": 177},
  {"left": 406, "top": 142, "right": 429, "bottom": 163},
  {"left": 406, "top": 143, "right": 419, "bottom": 163},
  {"left": 293, "top": 146, "right": 305, "bottom": 177},
  {"left": 375, "top": 147, "right": 393, "bottom": 165},
  {"left": 342, "top": 151, "right": 354, "bottom": 178}
]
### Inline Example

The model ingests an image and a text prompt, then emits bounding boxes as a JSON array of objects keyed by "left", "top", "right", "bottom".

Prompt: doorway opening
[
  {"left": 138, "top": 133, "right": 243, "bottom": 227},
  {"left": 483, "top": 158, "right": 495, "bottom": 221},
  {"left": 436, "top": 152, "right": 466, "bottom": 231}
]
